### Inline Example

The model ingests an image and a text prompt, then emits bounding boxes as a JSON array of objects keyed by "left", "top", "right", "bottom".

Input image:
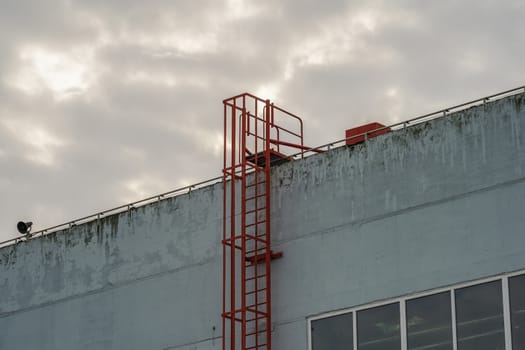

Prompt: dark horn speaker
[{"left": 17, "top": 221, "right": 33, "bottom": 234}]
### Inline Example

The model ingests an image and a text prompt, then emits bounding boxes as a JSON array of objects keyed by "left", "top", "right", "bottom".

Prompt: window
[
  {"left": 406, "top": 292, "right": 453, "bottom": 350},
  {"left": 311, "top": 313, "right": 353, "bottom": 350},
  {"left": 357, "top": 303, "right": 401, "bottom": 350},
  {"left": 455, "top": 281, "right": 505, "bottom": 350},
  {"left": 310, "top": 271, "right": 525, "bottom": 350},
  {"left": 509, "top": 274, "right": 525, "bottom": 349}
]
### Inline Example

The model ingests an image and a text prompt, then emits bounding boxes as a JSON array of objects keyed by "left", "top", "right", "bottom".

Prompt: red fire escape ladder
[{"left": 222, "top": 93, "right": 308, "bottom": 350}]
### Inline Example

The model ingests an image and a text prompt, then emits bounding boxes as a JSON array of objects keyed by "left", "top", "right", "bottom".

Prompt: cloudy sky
[{"left": 1, "top": 0, "right": 524, "bottom": 241}]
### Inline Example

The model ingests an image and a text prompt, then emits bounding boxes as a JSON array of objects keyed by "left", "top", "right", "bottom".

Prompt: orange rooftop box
[{"left": 345, "top": 122, "right": 391, "bottom": 146}]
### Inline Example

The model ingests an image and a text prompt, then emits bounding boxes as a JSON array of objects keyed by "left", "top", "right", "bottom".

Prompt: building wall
[{"left": 1, "top": 93, "right": 524, "bottom": 349}]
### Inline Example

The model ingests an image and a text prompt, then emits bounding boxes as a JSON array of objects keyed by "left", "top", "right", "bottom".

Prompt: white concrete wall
[
  {"left": 1, "top": 93, "right": 524, "bottom": 349},
  {"left": 0, "top": 185, "right": 224, "bottom": 349}
]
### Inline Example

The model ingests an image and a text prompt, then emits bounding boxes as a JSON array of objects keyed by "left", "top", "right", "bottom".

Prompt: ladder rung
[
  {"left": 245, "top": 206, "right": 266, "bottom": 215},
  {"left": 244, "top": 233, "right": 266, "bottom": 243},
  {"left": 222, "top": 311, "right": 244, "bottom": 321},
  {"left": 245, "top": 274, "right": 267, "bottom": 282},
  {"left": 222, "top": 235, "right": 244, "bottom": 242},
  {"left": 247, "top": 301, "right": 268, "bottom": 308},
  {"left": 246, "top": 181, "right": 266, "bottom": 188},
  {"left": 246, "top": 246, "right": 266, "bottom": 254},
  {"left": 222, "top": 165, "right": 243, "bottom": 174},
  {"left": 221, "top": 239, "right": 243, "bottom": 250},
  {"left": 246, "top": 289, "right": 267, "bottom": 296},
  {"left": 245, "top": 193, "right": 266, "bottom": 201},
  {"left": 247, "top": 344, "right": 267, "bottom": 349},
  {"left": 247, "top": 312, "right": 268, "bottom": 320},
  {"left": 247, "top": 133, "right": 266, "bottom": 142},
  {"left": 246, "top": 315, "right": 267, "bottom": 322},
  {"left": 246, "top": 309, "right": 268, "bottom": 316},
  {"left": 244, "top": 161, "right": 266, "bottom": 172},
  {"left": 228, "top": 234, "right": 259, "bottom": 243},
  {"left": 246, "top": 285, "right": 267, "bottom": 292},
  {"left": 246, "top": 220, "right": 266, "bottom": 228},
  {"left": 246, "top": 330, "right": 267, "bottom": 337},
  {"left": 245, "top": 233, "right": 267, "bottom": 242}
]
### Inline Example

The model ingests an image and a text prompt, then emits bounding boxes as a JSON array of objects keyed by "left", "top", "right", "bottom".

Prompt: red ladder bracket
[{"left": 245, "top": 251, "right": 284, "bottom": 265}]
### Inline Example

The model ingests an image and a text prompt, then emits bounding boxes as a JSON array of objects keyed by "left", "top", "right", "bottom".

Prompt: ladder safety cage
[{"left": 221, "top": 93, "right": 307, "bottom": 350}]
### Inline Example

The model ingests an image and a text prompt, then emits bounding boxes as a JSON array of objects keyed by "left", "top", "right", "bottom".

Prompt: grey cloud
[
  {"left": 1, "top": 0, "right": 525, "bottom": 240},
  {"left": 0, "top": 0, "right": 97, "bottom": 46}
]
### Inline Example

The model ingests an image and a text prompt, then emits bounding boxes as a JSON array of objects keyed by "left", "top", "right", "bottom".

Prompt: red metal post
[
  {"left": 264, "top": 100, "right": 272, "bottom": 350},
  {"left": 222, "top": 102, "right": 227, "bottom": 350},
  {"left": 241, "top": 105, "right": 247, "bottom": 350},
  {"left": 231, "top": 98, "right": 236, "bottom": 350}
]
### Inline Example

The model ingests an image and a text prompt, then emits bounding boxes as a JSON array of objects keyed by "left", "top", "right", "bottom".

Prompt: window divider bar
[
  {"left": 307, "top": 318, "right": 312, "bottom": 350},
  {"left": 353, "top": 311, "right": 357, "bottom": 350},
  {"left": 502, "top": 277, "right": 513, "bottom": 350},
  {"left": 451, "top": 289, "right": 458, "bottom": 350},
  {"left": 400, "top": 301, "right": 407, "bottom": 350}
]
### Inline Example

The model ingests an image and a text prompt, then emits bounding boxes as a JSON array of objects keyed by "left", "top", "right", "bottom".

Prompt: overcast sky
[{"left": 1, "top": 0, "right": 524, "bottom": 241}]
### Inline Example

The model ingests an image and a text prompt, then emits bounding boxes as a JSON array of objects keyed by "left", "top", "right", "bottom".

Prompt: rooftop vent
[{"left": 345, "top": 122, "right": 391, "bottom": 146}]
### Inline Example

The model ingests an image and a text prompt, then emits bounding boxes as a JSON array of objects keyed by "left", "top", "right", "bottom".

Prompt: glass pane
[
  {"left": 311, "top": 313, "right": 353, "bottom": 350},
  {"left": 357, "top": 303, "right": 400, "bottom": 350},
  {"left": 406, "top": 292, "right": 453, "bottom": 350},
  {"left": 510, "top": 274, "right": 525, "bottom": 349},
  {"left": 455, "top": 281, "right": 505, "bottom": 350}
]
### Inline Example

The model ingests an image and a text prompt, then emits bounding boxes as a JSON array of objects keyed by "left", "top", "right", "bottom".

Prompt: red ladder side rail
[{"left": 222, "top": 93, "right": 307, "bottom": 350}]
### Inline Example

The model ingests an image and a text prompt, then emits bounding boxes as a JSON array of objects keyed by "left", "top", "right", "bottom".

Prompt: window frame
[
  {"left": 405, "top": 290, "right": 453, "bottom": 350},
  {"left": 307, "top": 268, "right": 525, "bottom": 350}
]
